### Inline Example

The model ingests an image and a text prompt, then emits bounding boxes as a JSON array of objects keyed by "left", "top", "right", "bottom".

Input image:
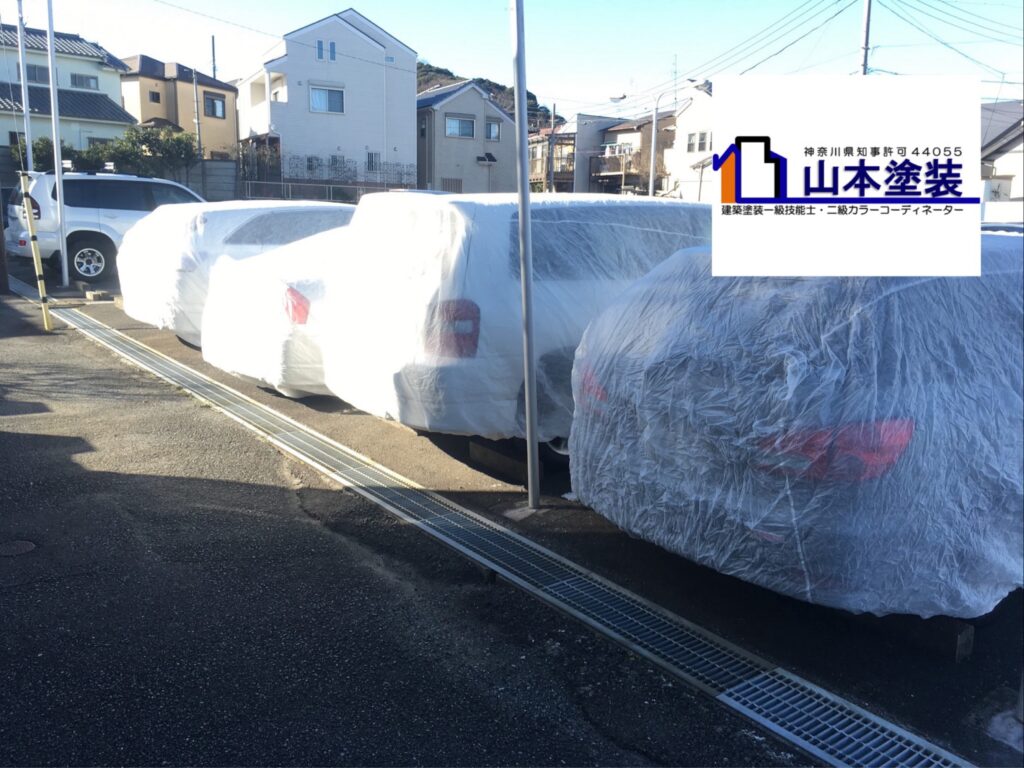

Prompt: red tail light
[
  {"left": 756, "top": 418, "right": 914, "bottom": 482},
  {"left": 425, "top": 299, "right": 480, "bottom": 357},
  {"left": 283, "top": 287, "right": 310, "bottom": 325},
  {"left": 579, "top": 365, "right": 607, "bottom": 403}
]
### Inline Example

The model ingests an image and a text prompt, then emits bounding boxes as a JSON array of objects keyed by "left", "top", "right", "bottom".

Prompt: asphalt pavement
[
  {"left": 0, "top": 293, "right": 803, "bottom": 766},
  {"left": 2, "top": 267, "right": 1022, "bottom": 767}
]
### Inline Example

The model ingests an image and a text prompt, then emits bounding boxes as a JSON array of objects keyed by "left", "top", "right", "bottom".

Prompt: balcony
[{"left": 590, "top": 153, "right": 642, "bottom": 176}]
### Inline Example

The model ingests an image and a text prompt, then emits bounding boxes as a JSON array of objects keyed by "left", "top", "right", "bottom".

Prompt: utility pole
[
  {"left": 192, "top": 68, "right": 207, "bottom": 198},
  {"left": 547, "top": 103, "right": 555, "bottom": 193},
  {"left": 16, "top": 0, "right": 33, "bottom": 170},
  {"left": 211, "top": 36, "right": 217, "bottom": 80},
  {"left": 45, "top": 0, "right": 68, "bottom": 287},
  {"left": 860, "top": 0, "right": 873, "bottom": 75}
]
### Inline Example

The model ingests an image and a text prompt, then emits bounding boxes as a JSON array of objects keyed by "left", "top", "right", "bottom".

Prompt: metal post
[
  {"left": 18, "top": 172, "right": 53, "bottom": 331},
  {"left": 192, "top": 69, "right": 207, "bottom": 198},
  {"left": 860, "top": 0, "right": 873, "bottom": 75},
  {"left": 649, "top": 94, "right": 664, "bottom": 197},
  {"left": 548, "top": 102, "right": 555, "bottom": 192},
  {"left": 511, "top": 0, "right": 540, "bottom": 510},
  {"left": 16, "top": 0, "right": 33, "bottom": 171},
  {"left": 211, "top": 35, "right": 217, "bottom": 80},
  {"left": 45, "top": 0, "right": 68, "bottom": 287}
]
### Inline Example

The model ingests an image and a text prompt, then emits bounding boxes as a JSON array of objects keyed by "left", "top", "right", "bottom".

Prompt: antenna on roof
[{"left": 211, "top": 35, "right": 217, "bottom": 80}]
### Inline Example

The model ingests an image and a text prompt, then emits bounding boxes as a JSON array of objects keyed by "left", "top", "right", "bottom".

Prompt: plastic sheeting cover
[
  {"left": 119, "top": 200, "right": 354, "bottom": 345},
  {"left": 318, "top": 193, "right": 711, "bottom": 442},
  {"left": 201, "top": 227, "right": 352, "bottom": 397},
  {"left": 570, "top": 235, "right": 1024, "bottom": 618}
]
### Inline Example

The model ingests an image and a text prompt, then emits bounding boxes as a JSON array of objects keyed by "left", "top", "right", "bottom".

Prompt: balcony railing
[
  {"left": 590, "top": 153, "right": 642, "bottom": 176},
  {"left": 529, "top": 155, "right": 576, "bottom": 179}
]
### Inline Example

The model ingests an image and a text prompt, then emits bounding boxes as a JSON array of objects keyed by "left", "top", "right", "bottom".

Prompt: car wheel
[
  {"left": 539, "top": 436, "right": 571, "bottom": 467},
  {"left": 68, "top": 236, "right": 114, "bottom": 283}
]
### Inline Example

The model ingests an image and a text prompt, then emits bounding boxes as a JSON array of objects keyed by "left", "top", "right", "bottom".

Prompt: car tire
[
  {"left": 68, "top": 235, "right": 115, "bottom": 283},
  {"left": 539, "top": 436, "right": 571, "bottom": 467}
]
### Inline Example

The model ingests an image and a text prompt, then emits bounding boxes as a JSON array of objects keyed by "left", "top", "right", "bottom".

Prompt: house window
[
  {"left": 687, "top": 133, "right": 696, "bottom": 153},
  {"left": 698, "top": 132, "right": 708, "bottom": 152},
  {"left": 441, "top": 177, "right": 463, "bottom": 193},
  {"left": 419, "top": 117, "right": 427, "bottom": 138},
  {"left": 71, "top": 73, "right": 99, "bottom": 90},
  {"left": 87, "top": 137, "right": 112, "bottom": 147},
  {"left": 385, "top": 55, "right": 395, "bottom": 63},
  {"left": 367, "top": 151, "right": 381, "bottom": 172},
  {"left": 209, "top": 151, "right": 230, "bottom": 160},
  {"left": 310, "top": 87, "right": 344, "bottom": 114},
  {"left": 23, "top": 64, "right": 49, "bottom": 84},
  {"left": 486, "top": 120, "right": 500, "bottom": 141},
  {"left": 445, "top": 115, "right": 474, "bottom": 138},
  {"left": 204, "top": 92, "right": 226, "bottom": 119},
  {"left": 8, "top": 131, "right": 25, "bottom": 148},
  {"left": 316, "top": 40, "right": 324, "bottom": 60},
  {"left": 329, "top": 41, "right": 336, "bottom": 61},
  {"left": 149, "top": 90, "right": 161, "bottom": 103}
]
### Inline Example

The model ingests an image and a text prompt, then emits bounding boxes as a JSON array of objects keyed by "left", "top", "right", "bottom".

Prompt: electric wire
[
  {"left": 877, "top": 0, "right": 1008, "bottom": 75},
  {"left": 737, "top": 0, "right": 859, "bottom": 74},
  {"left": 898, "top": 0, "right": 1023, "bottom": 45}
]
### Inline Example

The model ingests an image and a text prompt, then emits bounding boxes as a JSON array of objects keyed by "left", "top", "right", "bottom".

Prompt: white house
[
  {"left": 0, "top": 24, "right": 134, "bottom": 156},
  {"left": 236, "top": 8, "right": 416, "bottom": 188},
  {"left": 416, "top": 81, "right": 515, "bottom": 193},
  {"left": 981, "top": 99, "right": 1023, "bottom": 222},
  {"left": 662, "top": 89, "right": 716, "bottom": 202}
]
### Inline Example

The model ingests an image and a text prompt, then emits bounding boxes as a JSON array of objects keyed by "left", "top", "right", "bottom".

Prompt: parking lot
[{"left": 2, "top": 262, "right": 1021, "bottom": 766}]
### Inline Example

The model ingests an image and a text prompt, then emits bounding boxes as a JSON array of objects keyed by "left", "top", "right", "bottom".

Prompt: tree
[{"left": 9, "top": 136, "right": 79, "bottom": 172}]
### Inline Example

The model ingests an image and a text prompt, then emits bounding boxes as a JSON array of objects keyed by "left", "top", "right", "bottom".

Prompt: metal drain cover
[{"left": 0, "top": 540, "right": 37, "bottom": 556}]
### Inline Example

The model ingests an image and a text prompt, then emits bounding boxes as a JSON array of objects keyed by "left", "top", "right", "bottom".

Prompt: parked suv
[{"left": 4, "top": 171, "right": 203, "bottom": 283}]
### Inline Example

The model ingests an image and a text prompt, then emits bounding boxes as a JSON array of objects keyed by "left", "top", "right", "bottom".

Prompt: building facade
[
  {"left": 417, "top": 81, "right": 515, "bottom": 193},
  {"left": 0, "top": 24, "right": 134, "bottom": 156},
  {"left": 236, "top": 8, "right": 416, "bottom": 188},
  {"left": 121, "top": 55, "right": 238, "bottom": 159}
]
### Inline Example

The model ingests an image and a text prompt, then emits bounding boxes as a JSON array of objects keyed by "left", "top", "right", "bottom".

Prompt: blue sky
[{"left": 2, "top": 0, "right": 1021, "bottom": 118}]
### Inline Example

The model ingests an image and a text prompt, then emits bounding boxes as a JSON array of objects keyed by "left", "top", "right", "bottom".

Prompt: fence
[
  {"left": 172, "top": 159, "right": 238, "bottom": 202},
  {"left": 243, "top": 180, "right": 408, "bottom": 204}
]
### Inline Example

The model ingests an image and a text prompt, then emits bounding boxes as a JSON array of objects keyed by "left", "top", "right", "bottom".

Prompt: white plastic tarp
[
  {"left": 569, "top": 236, "right": 1024, "bottom": 618},
  {"left": 119, "top": 200, "right": 354, "bottom": 345},
  {"left": 317, "top": 193, "right": 711, "bottom": 442},
  {"left": 201, "top": 227, "right": 351, "bottom": 397}
]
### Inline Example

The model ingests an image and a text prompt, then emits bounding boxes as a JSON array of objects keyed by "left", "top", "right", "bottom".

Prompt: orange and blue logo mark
[{"left": 712, "top": 136, "right": 980, "bottom": 204}]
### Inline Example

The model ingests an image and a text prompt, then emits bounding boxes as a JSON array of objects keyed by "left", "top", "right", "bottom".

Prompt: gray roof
[
  {"left": 606, "top": 110, "right": 676, "bottom": 133},
  {"left": 121, "top": 54, "right": 237, "bottom": 92},
  {"left": 417, "top": 80, "right": 514, "bottom": 121},
  {"left": 0, "top": 81, "right": 136, "bottom": 124},
  {"left": 981, "top": 100, "right": 1023, "bottom": 161},
  {"left": 0, "top": 23, "right": 127, "bottom": 71}
]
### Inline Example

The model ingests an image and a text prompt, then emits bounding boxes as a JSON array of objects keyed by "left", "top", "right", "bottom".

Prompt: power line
[
  {"left": 924, "top": 0, "right": 1023, "bottom": 34},
  {"left": 877, "top": 0, "right": 1007, "bottom": 75},
  {"left": 148, "top": 0, "right": 418, "bottom": 75},
  {"left": 738, "top": 0, "right": 859, "bottom": 74},
  {"left": 898, "top": 0, "right": 1022, "bottom": 45}
]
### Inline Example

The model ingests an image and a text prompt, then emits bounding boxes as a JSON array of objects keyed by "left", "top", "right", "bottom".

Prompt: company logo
[
  {"left": 711, "top": 76, "right": 981, "bottom": 277},
  {"left": 713, "top": 136, "right": 979, "bottom": 205}
]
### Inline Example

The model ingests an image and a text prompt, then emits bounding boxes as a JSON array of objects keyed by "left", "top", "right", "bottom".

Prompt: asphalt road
[
  {"left": 0, "top": 294, "right": 802, "bottom": 766},
  {"left": 2, "top": 271, "right": 1022, "bottom": 767}
]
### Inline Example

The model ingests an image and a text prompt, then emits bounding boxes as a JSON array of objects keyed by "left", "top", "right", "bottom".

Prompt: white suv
[{"left": 4, "top": 172, "right": 203, "bottom": 283}]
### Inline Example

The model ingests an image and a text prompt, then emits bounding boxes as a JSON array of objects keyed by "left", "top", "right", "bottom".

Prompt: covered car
[
  {"left": 118, "top": 200, "right": 355, "bottom": 345},
  {"left": 570, "top": 235, "right": 1024, "bottom": 618},
  {"left": 200, "top": 228, "right": 349, "bottom": 397},
  {"left": 317, "top": 193, "right": 711, "bottom": 448}
]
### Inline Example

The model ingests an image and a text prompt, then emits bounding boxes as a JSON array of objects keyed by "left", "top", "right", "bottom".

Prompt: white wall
[
  {"left": 663, "top": 92, "right": 717, "bottom": 201},
  {"left": 238, "top": 14, "right": 416, "bottom": 181},
  {"left": 989, "top": 140, "right": 1023, "bottom": 201}
]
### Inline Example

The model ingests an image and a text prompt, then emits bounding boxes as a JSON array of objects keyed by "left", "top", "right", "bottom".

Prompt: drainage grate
[{"left": 27, "top": 295, "right": 971, "bottom": 768}]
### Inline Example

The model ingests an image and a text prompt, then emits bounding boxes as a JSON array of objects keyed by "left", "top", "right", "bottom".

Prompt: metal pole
[
  {"left": 16, "top": 0, "right": 33, "bottom": 171},
  {"left": 860, "top": 0, "right": 873, "bottom": 75},
  {"left": 548, "top": 102, "right": 555, "bottom": 192},
  {"left": 18, "top": 172, "right": 53, "bottom": 331},
  {"left": 45, "top": 0, "right": 68, "bottom": 287},
  {"left": 192, "top": 69, "right": 207, "bottom": 198},
  {"left": 211, "top": 35, "right": 217, "bottom": 80},
  {"left": 511, "top": 0, "right": 540, "bottom": 510},
  {"left": 649, "top": 95, "right": 663, "bottom": 197}
]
